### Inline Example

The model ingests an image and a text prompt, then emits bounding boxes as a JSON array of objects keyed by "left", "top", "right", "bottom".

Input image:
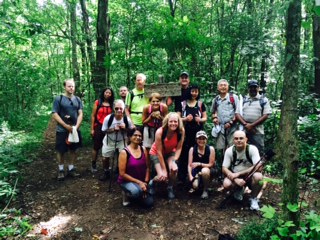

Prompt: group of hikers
[{"left": 52, "top": 71, "right": 272, "bottom": 210}]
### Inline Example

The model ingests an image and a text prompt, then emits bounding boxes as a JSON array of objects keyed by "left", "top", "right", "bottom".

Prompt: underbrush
[{"left": 0, "top": 106, "right": 51, "bottom": 238}]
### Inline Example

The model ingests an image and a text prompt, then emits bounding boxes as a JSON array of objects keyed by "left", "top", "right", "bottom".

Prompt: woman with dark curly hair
[{"left": 91, "top": 87, "right": 115, "bottom": 175}]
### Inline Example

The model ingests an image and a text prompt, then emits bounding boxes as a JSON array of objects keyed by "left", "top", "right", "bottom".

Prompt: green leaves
[{"left": 261, "top": 205, "right": 276, "bottom": 219}]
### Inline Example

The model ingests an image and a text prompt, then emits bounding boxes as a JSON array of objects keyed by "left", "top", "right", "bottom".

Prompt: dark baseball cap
[
  {"left": 248, "top": 80, "right": 259, "bottom": 87},
  {"left": 180, "top": 71, "right": 189, "bottom": 77}
]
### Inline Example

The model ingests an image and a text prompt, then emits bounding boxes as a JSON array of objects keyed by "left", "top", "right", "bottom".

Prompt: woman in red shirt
[
  {"left": 91, "top": 87, "right": 114, "bottom": 174},
  {"left": 149, "top": 112, "right": 185, "bottom": 199}
]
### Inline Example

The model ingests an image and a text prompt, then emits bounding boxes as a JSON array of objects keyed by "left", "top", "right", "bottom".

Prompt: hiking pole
[
  {"left": 108, "top": 129, "right": 119, "bottom": 192},
  {"left": 218, "top": 149, "right": 275, "bottom": 209}
]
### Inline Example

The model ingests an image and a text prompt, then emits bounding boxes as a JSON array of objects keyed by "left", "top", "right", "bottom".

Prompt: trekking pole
[
  {"left": 217, "top": 149, "right": 275, "bottom": 209},
  {"left": 108, "top": 129, "right": 119, "bottom": 192}
]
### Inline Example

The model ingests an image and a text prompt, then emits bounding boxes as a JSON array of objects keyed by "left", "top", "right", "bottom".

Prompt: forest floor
[{"left": 15, "top": 119, "right": 319, "bottom": 240}]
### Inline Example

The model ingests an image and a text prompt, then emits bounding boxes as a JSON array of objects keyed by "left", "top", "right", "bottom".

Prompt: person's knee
[
  {"left": 252, "top": 172, "right": 263, "bottom": 183},
  {"left": 201, "top": 168, "right": 210, "bottom": 177},
  {"left": 223, "top": 178, "right": 232, "bottom": 189}
]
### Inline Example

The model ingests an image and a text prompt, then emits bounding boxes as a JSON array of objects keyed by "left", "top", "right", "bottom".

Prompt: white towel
[{"left": 68, "top": 126, "right": 79, "bottom": 143}]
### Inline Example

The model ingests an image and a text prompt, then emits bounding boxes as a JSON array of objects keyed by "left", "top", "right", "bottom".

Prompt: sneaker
[
  {"left": 57, "top": 170, "right": 65, "bottom": 181},
  {"left": 201, "top": 190, "right": 209, "bottom": 199},
  {"left": 67, "top": 168, "right": 80, "bottom": 178},
  {"left": 188, "top": 188, "right": 195, "bottom": 194},
  {"left": 148, "top": 180, "right": 155, "bottom": 195},
  {"left": 91, "top": 162, "right": 97, "bottom": 173},
  {"left": 250, "top": 198, "right": 260, "bottom": 211},
  {"left": 167, "top": 186, "right": 175, "bottom": 200},
  {"left": 122, "top": 191, "right": 130, "bottom": 207},
  {"left": 233, "top": 188, "right": 244, "bottom": 201},
  {"left": 99, "top": 170, "right": 110, "bottom": 181}
]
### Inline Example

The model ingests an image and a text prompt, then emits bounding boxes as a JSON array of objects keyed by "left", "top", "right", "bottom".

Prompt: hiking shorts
[
  {"left": 93, "top": 123, "right": 105, "bottom": 150},
  {"left": 143, "top": 126, "right": 156, "bottom": 148},
  {"left": 102, "top": 137, "right": 126, "bottom": 158},
  {"left": 150, "top": 152, "right": 175, "bottom": 165},
  {"left": 55, "top": 131, "right": 82, "bottom": 154}
]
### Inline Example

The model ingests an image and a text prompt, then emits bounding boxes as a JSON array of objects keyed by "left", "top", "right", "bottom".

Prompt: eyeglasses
[
  {"left": 234, "top": 137, "right": 245, "bottom": 140},
  {"left": 133, "top": 134, "right": 142, "bottom": 138},
  {"left": 115, "top": 107, "right": 123, "bottom": 111}
]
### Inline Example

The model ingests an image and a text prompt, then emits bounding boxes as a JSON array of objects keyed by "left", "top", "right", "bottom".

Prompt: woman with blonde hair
[{"left": 149, "top": 112, "right": 185, "bottom": 199}]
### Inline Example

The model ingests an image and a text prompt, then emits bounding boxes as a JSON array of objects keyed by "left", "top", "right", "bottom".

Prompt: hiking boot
[
  {"left": 99, "top": 170, "right": 110, "bottom": 181},
  {"left": 201, "top": 190, "right": 209, "bottom": 199},
  {"left": 167, "top": 186, "right": 175, "bottom": 200},
  {"left": 122, "top": 191, "right": 130, "bottom": 207},
  {"left": 250, "top": 198, "right": 260, "bottom": 211},
  {"left": 91, "top": 161, "right": 98, "bottom": 173},
  {"left": 57, "top": 170, "right": 65, "bottom": 181},
  {"left": 233, "top": 188, "right": 244, "bottom": 201},
  {"left": 67, "top": 168, "right": 80, "bottom": 178}
]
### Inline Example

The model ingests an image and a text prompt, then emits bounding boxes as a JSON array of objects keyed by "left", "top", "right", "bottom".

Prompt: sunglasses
[{"left": 115, "top": 107, "right": 123, "bottom": 111}]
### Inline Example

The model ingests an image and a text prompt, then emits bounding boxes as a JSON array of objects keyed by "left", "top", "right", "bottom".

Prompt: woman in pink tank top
[{"left": 149, "top": 112, "right": 185, "bottom": 199}]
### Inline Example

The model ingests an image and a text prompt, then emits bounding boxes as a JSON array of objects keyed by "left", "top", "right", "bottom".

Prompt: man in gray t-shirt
[{"left": 52, "top": 79, "right": 83, "bottom": 181}]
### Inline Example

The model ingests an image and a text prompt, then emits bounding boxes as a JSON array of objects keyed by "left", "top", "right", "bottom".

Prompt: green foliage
[
  {"left": 0, "top": 208, "right": 32, "bottom": 238},
  {"left": 237, "top": 205, "right": 320, "bottom": 240}
]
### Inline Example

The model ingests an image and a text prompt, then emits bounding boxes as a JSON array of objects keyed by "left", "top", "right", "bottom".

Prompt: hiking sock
[
  {"left": 68, "top": 165, "right": 74, "bottom": 171},
  {"left": 58, "top": 165, "right": 64, "bottom": 171}
]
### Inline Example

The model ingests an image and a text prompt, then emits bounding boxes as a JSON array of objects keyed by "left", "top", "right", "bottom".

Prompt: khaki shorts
[
  {"left": 102, "top": 137, "right": 126, "bottom": 158},
  {"left": 143, "top": 126, "right": 157, "bottom": 148}
]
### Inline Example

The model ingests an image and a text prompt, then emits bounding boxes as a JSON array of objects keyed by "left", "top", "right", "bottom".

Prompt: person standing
[
  {"left": 142, "top": 93, "right": 168, "bottom": 150},
  {"left": 167, "top": 71, "right": 190, "bottom": 112},
  {"left": 52, "top": 79, "right": 83, "bottom": 181},
  {"left": 119, "top": 86, "right": 128, "bottom": 102},
  {"left": 235, "top": 80, "right": 272, "bottom": 153},
  {"left": 90, "top": 87, "right": 114, "bottom": 172},
  {"left": 125, "top": 73, "right": 149, "bottom": 132},
  {"left": 100, "top": 100, "right": 133, "bottom": 180}
]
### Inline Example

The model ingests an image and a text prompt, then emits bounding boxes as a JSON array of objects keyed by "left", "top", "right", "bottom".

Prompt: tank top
[
  {"left": 117, "top": 146, "right": 147, "bottom": 184},
  {"left": 149, "top": 128, "right": 178, "bottom": 155},
  {"left": 95, "top": 100, "right": 112, "bottom": 125}
]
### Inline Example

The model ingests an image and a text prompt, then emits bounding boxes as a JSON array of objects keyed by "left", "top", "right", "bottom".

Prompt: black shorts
[
  {"left": 55, "top": 131, "right": 82, "bottom": 154},
  {"left": 93, "top": 124, "right": 105, "bottom": 150}
]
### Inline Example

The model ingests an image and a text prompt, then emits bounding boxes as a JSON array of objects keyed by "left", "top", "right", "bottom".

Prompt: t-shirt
[
  {"left": 211, "top": 93, "right": 238, "bottom": 124},
  {"left": 118, "top": 146, "right": 147, "bottom": 184},
  {"left": 52, "top": 95, "right": 83, "bottom": 132},
  {"left": 101, "top": 115, "right": 133, "bottom": 142},
  {"left": 235, "top": 93, "right": 272, "bottom": 134},
  {"left": 125, "top": 88, "right": 149, "bottom": 126},
  {"left": 149, "top": 129, "right": 179, "bottom": 155},
  {"left": 222, "top": 144, "right": 260, "bottom": 173}
]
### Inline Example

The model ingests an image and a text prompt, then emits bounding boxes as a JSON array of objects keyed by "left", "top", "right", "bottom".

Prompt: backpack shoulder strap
[
  {"left": 181, "top": 100, "right": 187, "bottom": 114},
  {"left": 245, "top": 144, "right": 252, "bottom": 164},
  {"left": 232, "top": 145, "right": 237, "bottom": 170},
  {"left": 123, "top": 115, "right": 129, "bottom": 128},
  {"left": 213, "top": 95, "right": 219, "bottom": 113},
  {"left": 107, "top": 113, "right": 115, "bottom": 128},
  {"left": 229, "top": 93, "right": 236, "bottom": 110},
  {"left": 259, "top": 95, "right": 267, "bottom": 113},
  {"left": 123, "top": 147, "right": 131, "bottom": 162}
]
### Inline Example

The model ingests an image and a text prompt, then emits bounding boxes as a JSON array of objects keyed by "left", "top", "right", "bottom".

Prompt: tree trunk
[
  {"left": 69, "top": 0, "right": 80, "bottom": 91},
  {"left": 278, "top": 0, "right": 301, "bottom": 234},
  {"left": 313, "top": 14, "right": 320, "bottom": 95},
  {"left": 93, "top": 0, "right": 108, "bottom": 95},
  {"left": 79, "top": 0, "right": 95, "bottom": 85}
]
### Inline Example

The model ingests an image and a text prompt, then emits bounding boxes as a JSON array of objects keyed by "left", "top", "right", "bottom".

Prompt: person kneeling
[
  {"left": 222, "top": 130, "right": 263, "bottom": 211},
  {"left": 188, "top": 131, "right": 215, "bottom": 199},
  {"left": 118, "top": 129, "right": 153, "bottom": 208}
]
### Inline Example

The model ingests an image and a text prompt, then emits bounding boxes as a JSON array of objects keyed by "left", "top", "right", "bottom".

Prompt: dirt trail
[{"left": 16, "top": 119, "right": 310, "bottom": 240}]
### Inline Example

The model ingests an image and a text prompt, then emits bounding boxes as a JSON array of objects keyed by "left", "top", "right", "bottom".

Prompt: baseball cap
[
  {"left": 248, "top": 80, "right": 259, "bottom": 87},
  {"left": 180, "top": 71, "right": 189, "bottom": 77},
  {"left": 196, "top": 130, "right": 208, "bottom": 139}
]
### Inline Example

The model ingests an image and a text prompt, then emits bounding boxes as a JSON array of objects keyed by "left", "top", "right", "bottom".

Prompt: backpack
[
  {"left": 193, "top": 145, "right": 210, "bottom": 164},
  {"left": 107, "top": 113, "right": 129, "bottom": 129},
  {"left": 128, "top": 90, "right": 144, "bottom": 104},
  {"left": 181, "top": 100, "right": 203, "bottom": 118},
  {"left": 242, "top": 94, "right": 267, "bottom": 114},
  {"left": 161, "top": 127, "right": 182, "bottom": 149},
  {"left": 59, "top": 95, "right": 81, "bottom": 110},
  {"left": 95, "top": 99, "right": 112, "bottom": 124},
  {"left": 231, "top": 145, "right": 252, "bottom": 170},
  {"left": 213, "top": 92, "right": 236, "bottom": 113}
]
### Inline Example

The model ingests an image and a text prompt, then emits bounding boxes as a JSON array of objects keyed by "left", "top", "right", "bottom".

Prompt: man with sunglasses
[
  {"left": 222, "top": 130, "right": 262, "bottom": 210},
  {"left": 101, "top": 100, "right": 134, "bottom": 180},
  {"left": 52, "top": 79, "right": 83, "bottom": 181}
]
